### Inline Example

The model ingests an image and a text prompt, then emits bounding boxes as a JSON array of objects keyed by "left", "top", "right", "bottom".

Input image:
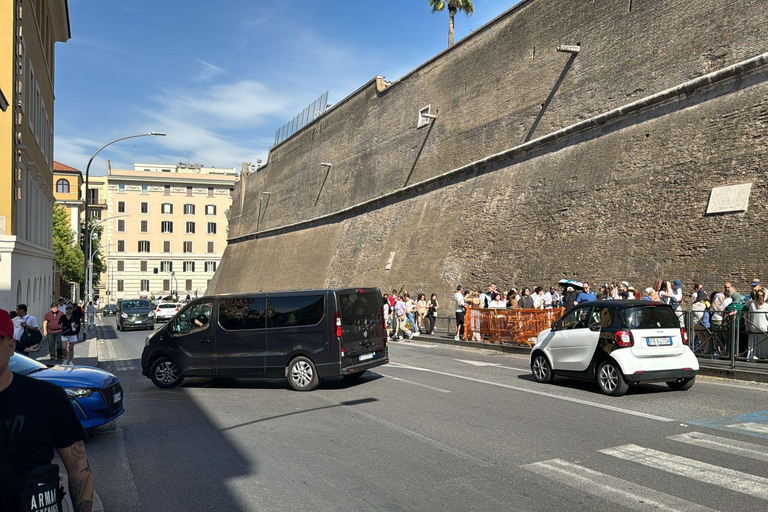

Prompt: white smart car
[
  {"left": 530, "top": 300, "right": 699, "bottom": 396},
  {"left": 154, "top": 302, "right": 181, "bottom": 322}
]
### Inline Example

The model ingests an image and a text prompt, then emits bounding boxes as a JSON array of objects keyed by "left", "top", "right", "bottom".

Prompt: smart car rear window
[{"left": 622, "top": 306, "right": 679, "bottom": 329}]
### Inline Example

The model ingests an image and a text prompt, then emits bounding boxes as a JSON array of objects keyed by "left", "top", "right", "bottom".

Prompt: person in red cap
[{"left": 0, "top": 308, "right": 94, "bottom": 511}]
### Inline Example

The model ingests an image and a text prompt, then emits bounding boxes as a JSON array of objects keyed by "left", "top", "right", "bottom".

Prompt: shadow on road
[{"left": 516, "top": 373, "right": 674, "bottom": 396}]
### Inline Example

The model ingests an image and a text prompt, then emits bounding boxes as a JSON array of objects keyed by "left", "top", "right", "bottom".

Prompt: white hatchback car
[
  {"left": 154, "top": 302, "right": 181, "bottom": 322},
  {"left": 530, "top": 300, "right": 699, "bottom": 396}
]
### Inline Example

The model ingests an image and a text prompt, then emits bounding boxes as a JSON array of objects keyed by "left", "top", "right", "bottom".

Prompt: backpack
[{"left": 17, "top": 464, "right": 65, "bottom": 512}]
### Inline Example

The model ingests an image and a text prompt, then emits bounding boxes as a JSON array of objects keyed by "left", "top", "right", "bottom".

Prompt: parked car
[
  {"left": 530, "top": 300, "right": 699, "bottom": 396},
  {"left": 116, "top": 299, "right": 155, "bottom": 331},
  {"left": 102, "top": 304, "right": 118, "bottom": 316},
  {"left": 155, "top": 302, "right": 181, "bottom": 322},
  {"left": 10, "top": 352, "right": 124, "bottom": 430},
  {"left": 141, "top": 288, "right": 389, "bottom": 391}
]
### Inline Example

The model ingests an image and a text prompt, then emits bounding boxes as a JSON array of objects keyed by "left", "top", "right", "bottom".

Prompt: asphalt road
[{"left": 85, "top": 315, "right": 768, "bottom": 511}]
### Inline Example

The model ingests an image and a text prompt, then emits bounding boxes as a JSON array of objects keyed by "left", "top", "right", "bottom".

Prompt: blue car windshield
[{"left": 9, "top": 353, "right": 47, "bottom": 376}]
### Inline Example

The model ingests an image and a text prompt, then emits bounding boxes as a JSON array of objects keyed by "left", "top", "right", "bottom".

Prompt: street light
[
  {"left": 82, "top": 132, "right": 166, "bottom": 300},
  {"left": 86, "top": 214, "right": 130, "bottom": 303}
]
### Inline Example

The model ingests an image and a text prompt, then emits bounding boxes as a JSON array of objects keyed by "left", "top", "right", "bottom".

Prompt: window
[
  {"left": 267, "top": 295, "right": 325, "bottom": 328},
  {"left": 207, "top": 222, "right": 217, "bottom": 235},
  {"left": 184, "top": 204, "right": 195, "bottom": 215},
  {"left": 183, "top": 242, "right": 193, "bottom": 253},
  {"left": 160, "top": 261, "right": 173, "bottom": 272},
  {"left": 205, "top": 204, "right": 217, "bottom": 215},
  {"left": 172, "top": 301, "right": 212, "bottom": 334},
  {"left": 163, "top": 279, "right": 170, "bottom": 291},
  {"left": 117, "top": 260, "right": 125, "bottom": 272},
  {"left": 207, "top": 241, "right": 215, "bottom": 253},
  {"left": 229, "top": 188, "right": 234, "bottom": 198},
  {"left": 140, "top": 280, "right": 150, "bottom": 292},
  {"left": 138, "top": 240, "right": 150, "bottom": 252},
  {"left": 161, "top": 221, "right": 173, "bottom": 233},
  {"left": 163, "top": 241, "right": 171, "bottom": 253},
  {"left": 141, "top": 202, "right": 148, "bottom": 214},
  {"left": 89, "top": 210, "right": 102, "bottom": 220},
  {"left": 117, "top": 280, "right": 124, "bottom": 292},
  {"left": 338, "top": 290, "right": 379, "bottom": 328},
  {"left": 183, "top": 261, "right": 195, "bottom": 272},
  {"left": 118, "top": 183, "right": 125, "bottom": 194},
  {"left": 117, "top": 240, "right": 125, "bottom": 252},
  {"left": 185, "top": 279, "right": 193, "bottom": 291},
  {"left": 560, "top": 307, "right": 591, "bottom": 330},
  {"left": 140, "top": 261, "right": 148, "bottom": 272},
  {"left": 164, "top": 185, "right": 170, "bottom": 196},
  {"left": 161, "top": 203, "right": 173, "bottom": 214},
  {"left": 140, "top": 220, "right": 148, "bottom": 233},
  {"left": 117, "top": 220, "right": 125, "bottom": 232},
  {"left": 141, "top": 184, "right": 148, "bottom": 195},
  {"left": 207, "top": 187, "right": 214, "bottom": 198},
  {"left": 186, "top": 186, "right": 193, "bottom": 197},
  {"left": 623, "top": 306, "right": 680, "bottom": 330},
  {"left": 218, "top": 297, "right": 266, "bottom": 330},
  {"left": 117, "top": 201, "right": 125, "bottom": 213},
  {"left": 186, "top": 222, "right": 195, "bottom": 234},
  {"left": 55, "top": 179, "right": 69, "bottom": 194},
  {"left": 205, "top": 261, "right": 217, "bottom": 272}
]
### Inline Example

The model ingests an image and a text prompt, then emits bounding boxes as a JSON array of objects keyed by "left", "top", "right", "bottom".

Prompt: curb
[{"left": 415, "top": 334, "right": 768, "bottom": 383}]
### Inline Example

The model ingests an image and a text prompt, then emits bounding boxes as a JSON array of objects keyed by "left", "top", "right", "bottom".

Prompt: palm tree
[{"left": 429, "top": 0, "right": 474, "bottom": 47}]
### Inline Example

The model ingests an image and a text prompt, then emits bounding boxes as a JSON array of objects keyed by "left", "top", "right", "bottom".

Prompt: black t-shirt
[
  {"left": 0, "top": 373, "right": 86, "bottom": 476},
  {"left": 58, "top": 314, "right": 80, "bottom": 336}
]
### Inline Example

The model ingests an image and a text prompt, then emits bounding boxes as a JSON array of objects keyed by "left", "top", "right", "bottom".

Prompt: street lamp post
[
  {"left": 83, "top": 132, "right": 165, "bottom": 300},
  {"left": 85, "top": 214, "right": 130, "bottom": 304}
]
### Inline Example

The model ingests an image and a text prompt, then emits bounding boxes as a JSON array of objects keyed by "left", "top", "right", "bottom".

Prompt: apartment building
[
  {"left": 0, "top": 1, "right": 70, "bottom": 315},
  {"left": 52, "top": 161, "right": 84, "bottom": 300},
  {"left": 93, "top": 163, "right": 237, "bottom": 302}
]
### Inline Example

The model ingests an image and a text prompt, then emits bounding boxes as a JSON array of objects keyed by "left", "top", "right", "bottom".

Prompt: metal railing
[{"left": 681, "top": 308, "right": 768, "bottom": 368}]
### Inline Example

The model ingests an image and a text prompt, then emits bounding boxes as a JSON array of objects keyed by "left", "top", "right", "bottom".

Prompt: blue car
[{"left": 10, "top": 353, "right": 124, "bottom": 430}]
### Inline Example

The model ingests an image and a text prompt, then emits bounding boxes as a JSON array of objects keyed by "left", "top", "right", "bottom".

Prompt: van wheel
[
  {"left": 288, "top": 356, "right": 319, "bottom": 391},
  {"left": 531, "top": 353, "right": 555, "bottom": 383},
  {"left": 596, "top": 360, "right": 629, "bottom": 396},
  {"left": 667, "top": 376, "right": 695, "bottom": 391},
  {"left": 150, "top": 357, "right": 184, "bottom": 389}
]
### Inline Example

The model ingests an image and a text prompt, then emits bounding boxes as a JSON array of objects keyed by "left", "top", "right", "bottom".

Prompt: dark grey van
[
  {"left": 116, "top": 299, "right": 155, "bottom": 331},
  {"left": 140, "top": 288, "right": 388, "bottom": 391}
]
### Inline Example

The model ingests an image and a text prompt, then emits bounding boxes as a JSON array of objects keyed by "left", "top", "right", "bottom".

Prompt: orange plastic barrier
[{"left": 464, "top": 307, "right": 564, "bottom": 347}]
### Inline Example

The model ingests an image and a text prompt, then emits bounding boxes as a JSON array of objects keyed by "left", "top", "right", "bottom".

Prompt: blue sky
[{"left": 55, "top": 0, "right": 521, "bottom": 175}]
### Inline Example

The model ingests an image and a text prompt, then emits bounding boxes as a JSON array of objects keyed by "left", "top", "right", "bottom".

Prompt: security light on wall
[
  {"left": 557, "top": 44, "right": 580, "bottom": 54},
  {"left": 417, "top": 105, "right": 437, "bottom": 128}
]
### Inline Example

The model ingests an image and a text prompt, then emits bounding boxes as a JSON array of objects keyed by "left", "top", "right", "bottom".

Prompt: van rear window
[
  {"left": 338, "top": 291, "right": 381, "bottom": 328},
  {"left": 623, "top": 306, "right": 679, "bottom": 329}
]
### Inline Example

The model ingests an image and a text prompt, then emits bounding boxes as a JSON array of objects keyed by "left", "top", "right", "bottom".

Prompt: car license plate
[
  {"left": 358, "top": 352, "right": 375, "bottom": 361},
  {"left": 113, "top": 391, "right": 122, "bottom": 403},
  {"left": 646, "top": 337, "right": 672, "bottom": 346}
]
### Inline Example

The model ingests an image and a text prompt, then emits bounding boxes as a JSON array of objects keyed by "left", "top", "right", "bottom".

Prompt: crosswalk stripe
[
  {"left": 523, "top": 459, "right": 716, "bottom": 511},
  {"left": 600, "top": 444, "right": 768, "bottom": 501},
  {"left": 669, "top": 432, "right": 768, "bottom": 463},
  {"left": 725, "top": 422, "right": 768, "bottom": 435}
]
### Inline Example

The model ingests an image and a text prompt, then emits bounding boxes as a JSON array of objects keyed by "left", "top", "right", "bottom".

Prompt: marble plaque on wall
[{"left": 706, "top": 183, "right": 752, "bottom": 214}]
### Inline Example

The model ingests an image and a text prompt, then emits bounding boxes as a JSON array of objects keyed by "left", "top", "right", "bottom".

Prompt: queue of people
[{"left": 382, "top": 290, "right": 440, "bottom": 341}]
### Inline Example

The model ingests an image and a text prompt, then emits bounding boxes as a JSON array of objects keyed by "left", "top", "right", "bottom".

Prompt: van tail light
[
  {"left": 333, "top": 312, "right": 342, "bottom": 338},
  {"left": 614, "top": 330, "right": 634, "bottom": 347},
  {"left": 680, "top": 327, "right": 688, "bottom": 346},
  {"left": 340, "top": 345, "right": 345, "bottom": 358}
]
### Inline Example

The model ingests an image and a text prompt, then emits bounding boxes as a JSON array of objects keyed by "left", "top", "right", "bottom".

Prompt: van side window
[
  {"left": 175, "top": 300, "right": 212, "bottom": 333},
  {"left": 267, "top": 295, "right": 325, "bottom": 328},
  {"left": 219, "top": 298, "right": 266, "bottom": 330}
]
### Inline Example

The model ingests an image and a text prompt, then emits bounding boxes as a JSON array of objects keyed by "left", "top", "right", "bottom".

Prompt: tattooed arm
[{"left": 57, "top": 440, "right": 94, "bottom": 512}]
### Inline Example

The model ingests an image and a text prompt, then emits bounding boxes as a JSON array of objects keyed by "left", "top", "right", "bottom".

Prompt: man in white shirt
[
  {"left": 454, "top": 285, "right": 465, "bottom": 341},
  {"left": 14, "top": 304, "right": 41, "bottom": 353}
]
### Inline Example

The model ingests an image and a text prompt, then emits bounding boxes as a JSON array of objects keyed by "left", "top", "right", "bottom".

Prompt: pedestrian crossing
[{"left": 522, "top": 430, "right": 768, "bottom": 511}]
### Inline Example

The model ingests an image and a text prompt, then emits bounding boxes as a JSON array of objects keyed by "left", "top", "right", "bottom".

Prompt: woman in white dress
[{"left": 747, "top": 289, "right": 768, "bottom": 360}]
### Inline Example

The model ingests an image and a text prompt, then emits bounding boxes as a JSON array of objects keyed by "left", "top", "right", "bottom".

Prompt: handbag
[
  {"left": 17, "top": 463, "right": 65, "bottom": 512},
  {"left": 20, "top": 327, "right": 43, "bottom": 348}
]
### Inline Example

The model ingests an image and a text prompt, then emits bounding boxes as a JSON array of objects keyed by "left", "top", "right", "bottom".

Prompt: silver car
[{"left": 155, "top": 302, "right": 181, "bottom": 322}]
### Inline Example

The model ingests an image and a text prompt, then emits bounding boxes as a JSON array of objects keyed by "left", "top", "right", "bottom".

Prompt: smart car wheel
[
  {"left": 531, "top": 353, "right": 555, "bottom": 383},
  {"left": 597, "top": 360, "right": 629, "bottom": 396},
  {"left": 150, "top": 356, "right": 184, "bottom": 389},
  {"left": 287, "top": 356, "right": 319, "bottom": 391},
  {"left": 667, "top": 376, "right": 695, "bottom": 391}
]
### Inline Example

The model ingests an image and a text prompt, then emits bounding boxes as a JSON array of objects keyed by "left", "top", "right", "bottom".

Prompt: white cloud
[{"left": 194, "top": 59, "right": 226, "bottom": 82}]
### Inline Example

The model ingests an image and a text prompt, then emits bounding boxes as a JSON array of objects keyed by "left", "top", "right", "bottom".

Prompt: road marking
[
  {"left": 88, "top": 339, "right": 98, "bottom": 358},
  {"left": 387, "top": 362, "right": 675, "bottom": 422},
  {"left": 669, "top": 432, "right": 768, "bottom": 463},
  {"left": 697, "top": 380, "right": 768, "bottom": 392},
  {"left": 382, "top": 375, "right": 451, "bottom": 393},
  {"left": 725, "top": 422, "right": 768, "bottom": 435},
  {"left": 523, "top": 459, "right": 716, "bottom": 512},
  {"left": 454, "top": 359, "right": 503, "bottom": 367},
  {"left": 600, "top": 444, "right": 768, "bottom": 501}
]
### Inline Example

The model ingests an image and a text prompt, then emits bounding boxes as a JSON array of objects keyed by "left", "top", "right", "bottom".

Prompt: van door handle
[{"left": 200, "top": 338, "right": 211, "bottom": 345}]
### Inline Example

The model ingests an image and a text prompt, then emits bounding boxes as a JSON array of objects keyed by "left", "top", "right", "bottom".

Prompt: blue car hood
[{"left": 28, "top": 365, "right": 117, "bottom": 389}]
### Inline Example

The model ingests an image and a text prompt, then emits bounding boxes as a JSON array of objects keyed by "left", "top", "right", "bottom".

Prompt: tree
[
  {"left": 429, "top": 0, "right": 474, "bottom": 47},
  {"left": 79, "top": 218, "right": 106, "bottom": 292},
  {"left": 53, "top": 205, "right": 84, "bottom": 284}
]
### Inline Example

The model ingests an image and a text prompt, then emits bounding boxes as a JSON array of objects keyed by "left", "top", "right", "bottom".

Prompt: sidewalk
[
  {"left": 32, "top": 331, "right": 100, "bottom": 368},
  {"left": 412, "top": 333, "right": 768, "bottom": 383}
]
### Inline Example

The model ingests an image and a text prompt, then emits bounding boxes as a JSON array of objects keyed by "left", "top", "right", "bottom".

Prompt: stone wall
[{"left": 211, "top": 0, "right": 768, "bottom": 301}]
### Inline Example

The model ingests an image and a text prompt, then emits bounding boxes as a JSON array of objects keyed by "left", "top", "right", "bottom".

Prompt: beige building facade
[
  {"left": 0, "top": 1, "right": 70, "bottom": 317},
  {"left": 92, "top": 163, "right": 237, "bottom": 302},
  {"left": 52, "top": 161, "right": 84, "bottom": 300}
]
